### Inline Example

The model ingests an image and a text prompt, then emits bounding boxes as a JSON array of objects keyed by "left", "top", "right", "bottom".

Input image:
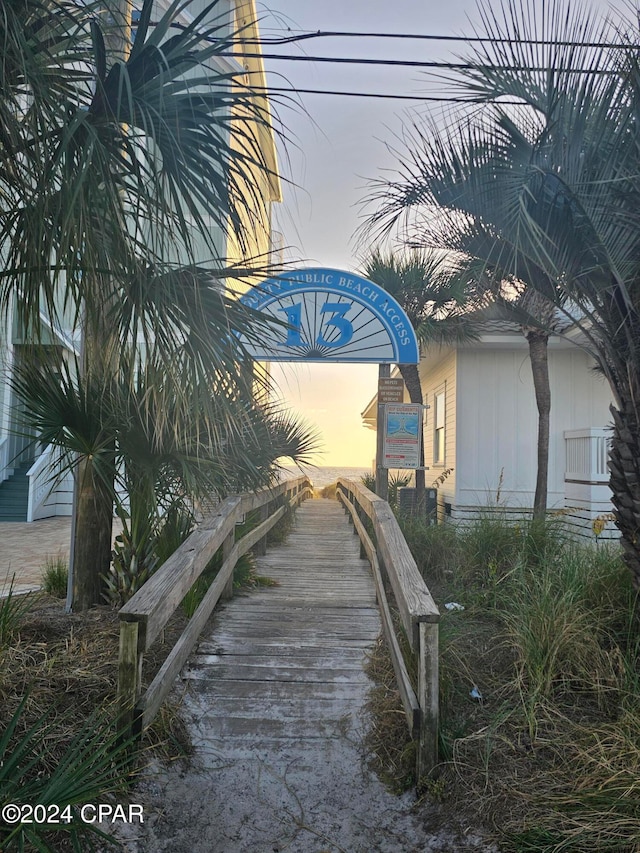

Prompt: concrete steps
[{"left": 0, "top": 462, "right": 31, "bottom": 522}]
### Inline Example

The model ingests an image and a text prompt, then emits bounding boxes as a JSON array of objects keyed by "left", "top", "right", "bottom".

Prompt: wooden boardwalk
[
  {"left": 134, "top": 497, "right": 445, "bottom": 852},
  {"left": 183, "top": 497, "right": 380, "bottom": 740}
]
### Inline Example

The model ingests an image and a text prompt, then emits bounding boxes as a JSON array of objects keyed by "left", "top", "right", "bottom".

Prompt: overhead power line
[
  {"left": 243, "top": 28, "right": 635, "bottom": 50},
  {"left": 225, "top": 50, "right": 620, "bottom": 74},
  {"left": 247, "top": 84, "right": 528, "bottom": 104}
]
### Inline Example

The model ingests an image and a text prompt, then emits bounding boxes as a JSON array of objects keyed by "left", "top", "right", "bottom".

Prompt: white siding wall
[
  {"left": 419, "top": 350, "right": 457, "bottom": 518},
  {"left": 455, "top": 344, "right": 613, "bottom": 514}
]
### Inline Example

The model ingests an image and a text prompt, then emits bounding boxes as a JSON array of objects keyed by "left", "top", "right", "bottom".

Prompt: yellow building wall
[{"left": 226, "top": 0, "right": 281, "bottom": 280}]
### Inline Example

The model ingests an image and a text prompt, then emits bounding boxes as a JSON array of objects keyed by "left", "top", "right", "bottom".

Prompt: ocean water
[{"left": 279, "top": 465, "right": 372, "bottom": 490}]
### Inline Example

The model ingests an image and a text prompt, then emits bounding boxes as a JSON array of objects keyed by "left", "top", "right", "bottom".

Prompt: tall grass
[
  {"left": 0, "top": 575, "right": 35, "bottom": 647},
  {"left": 395, "top": 512, "right": 640, "bottom": 851},
  {"left": 500, "top": 546, "right": 634, "bottom": 715},
  {"left": 0, "top": 576, "right": 139, "bottom": 851},
  {"left": 41, "top": 556, "right": 68, "bottom": 598}
]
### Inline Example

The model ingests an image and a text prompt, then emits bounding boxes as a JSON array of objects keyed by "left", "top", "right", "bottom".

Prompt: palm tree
[
  {"left": 365, "top": 114, "right": 564, "bottom": 519},
  {"left": 1, "top": 0, "right": 290, "bottom": 607},
  {"left": 361, "top": 2, "right": 612, "bottom": 521},
  {"left": 11, "top": 347, "right": 319, "bottom": 602},
  {"left": 368, "top": 0, "right": 640, "bottom": 584},
  {"left": 362, "top": 249, "right": 479, "bottom": 509},
  {"left": 442, "top": 0, "right": 640, "bottom": 583}
]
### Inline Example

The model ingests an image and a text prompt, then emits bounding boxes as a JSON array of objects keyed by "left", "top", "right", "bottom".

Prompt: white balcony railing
[
  {"left": 0, "top": 436, "right": 10, "bottom": 483},
  {"left": 564, "top": 428, "right": 611, "bottom": 484},
  {"left": 27, "top": 445, "right": 73, "bottom": 522}
]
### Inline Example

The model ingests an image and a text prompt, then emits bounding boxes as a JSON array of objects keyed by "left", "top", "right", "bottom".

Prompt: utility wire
[
  {"left": 246, "top": 28, "right": 634, "bottom": 49},
  {"left": 225, "top": 50, "right": 619, "bottom": 74},
  {"left": 247, "top": 84, "right": 527, "bottom": 104}
]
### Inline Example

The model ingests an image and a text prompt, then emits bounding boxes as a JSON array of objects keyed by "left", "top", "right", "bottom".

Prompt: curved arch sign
[{"left": 238, "top": 267, "right": 419, "bottom": 363}]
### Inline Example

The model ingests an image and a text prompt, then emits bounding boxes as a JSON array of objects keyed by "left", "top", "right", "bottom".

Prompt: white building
[{"left": 362, "top": 316, "right": 618, "bottom": 541}]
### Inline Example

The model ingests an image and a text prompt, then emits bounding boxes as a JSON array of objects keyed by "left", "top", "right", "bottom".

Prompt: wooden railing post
[
  {"left": 255, "top": 504, "right": 269, "bottom": 555},
  {"left": 417, "top": 621, "right": 439, "bottom": 780},
  {"left": 118, "top": 620, "right": 143, "bottom": 737},
  {"left": 221, "top": 530, "right": 235, "bottom": 600}
]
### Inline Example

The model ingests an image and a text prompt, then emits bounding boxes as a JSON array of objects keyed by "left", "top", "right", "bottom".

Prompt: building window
[{"left": 434, "top": 390, "right": 445, "bottom": 464}]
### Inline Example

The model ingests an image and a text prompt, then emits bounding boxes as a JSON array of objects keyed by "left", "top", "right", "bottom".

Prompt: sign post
[{"left": 375, "top": 365, "right": 390, "bottom": 500}]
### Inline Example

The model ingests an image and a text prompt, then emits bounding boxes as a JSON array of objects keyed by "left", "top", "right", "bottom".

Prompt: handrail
[
  {"left": 26, "top": 445, "right": 54, "bottom": 522},
  {"left": 118, "top": 474, "right": 313, "bottom": 736},
  {"left": 336, "top": 476, "right": 440, "bottom": 780}
]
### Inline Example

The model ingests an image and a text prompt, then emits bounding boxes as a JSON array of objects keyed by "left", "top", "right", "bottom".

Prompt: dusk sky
[{"left": 255, "top": 0, "right": 624, "bottom": 467}]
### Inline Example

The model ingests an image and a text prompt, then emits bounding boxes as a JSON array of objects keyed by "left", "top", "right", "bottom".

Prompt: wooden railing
[
  {"left": 336, "top": 477, "right": 440, "bottom": 779},
  {"left": 117, "top": 475, "right": 313, "bottom": 737}
]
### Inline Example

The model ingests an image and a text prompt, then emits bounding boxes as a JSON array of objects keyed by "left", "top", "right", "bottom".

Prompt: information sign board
[
  {"left": 378, "top": 377, "right": 405, "bottom": 404},
  {"left": 383, "top": 403, "right": 422, "bottom": 469}
]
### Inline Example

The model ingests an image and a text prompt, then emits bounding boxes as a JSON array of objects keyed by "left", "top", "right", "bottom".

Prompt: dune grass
[{"left": 371, "top": 513, "right": 640, "bottom": 852}]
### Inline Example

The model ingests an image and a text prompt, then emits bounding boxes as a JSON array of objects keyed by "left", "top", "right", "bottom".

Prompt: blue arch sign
[{"left": 238, "top": 267, "right": 419, "bottom": 364}]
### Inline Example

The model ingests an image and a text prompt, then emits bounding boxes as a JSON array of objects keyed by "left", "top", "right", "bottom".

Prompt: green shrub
[
  {"left": 360, "top": 471, "right": 411, "bottom": 512},
  {"left": 0, "top": 576, "right": 35, "bottom": 648},
  {"left": 400, "top": 516, "right": 462, "bottom": 582},
  {"left": 180, "top": 551, "right": 265, "bottom": 619},
  {"left": 153, "top": 507, "right": 195, "bottom": 566},
  {"left": 319, "top": 482, "right": 337, "bottom": 499},
  {"left": 41, "top": 556, "right": 68, "bottom": 598},
  {"left": 389, "top": 508, "right": 640, "bottom": 850},
  {"left": 266, "top": 499, "right": 294, "bottom": 546},
  {"left": 0, "top": 699, "right": 136, "bottom": 852}
]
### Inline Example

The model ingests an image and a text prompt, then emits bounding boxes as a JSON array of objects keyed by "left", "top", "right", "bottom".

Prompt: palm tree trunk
[
  {"left": 526, "top": 331, "right": 550, "bottom": 521},
  {"left": 608, "top": 403, "right": 640, "bottom": 590},
  {"left": 72, "top": 453, "right": 115, "bottom": 609},
  {"left": 71, "top": 3, "right": 130, "bottom": 610},
  {"left": 399, "top": 363, "right": 426, "bottom": 511},
  {"left": 71, "top": 292, "right": 117, "bottom": 610}
]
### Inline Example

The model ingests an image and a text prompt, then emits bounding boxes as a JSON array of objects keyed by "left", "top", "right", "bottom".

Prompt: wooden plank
[
  {"left": 139, "top": 500, "right": 299, "bottom": 729},
  {"left": 191, "top": 645, "right": 371, "bottom": 661},
  {"left": 338, "top": 480, "right": 439, "bottom": 638},
  {"left": 337, "top": 477, "right": 386, "bottom": 521},
  {"left": 253, "top": 504, "right": 269, "bottom": 556},
  {"left": 372, "top": 502, "right": 439, "bottom": 651},
  {"left": 369, "top": 550, "right": 421, "bottom": 734},
  {"left": 180, "top": 679, "right": 367, "bottom": 701},
  {"left": 234, "top": 504, "right": 286, "bottom": 557},
  {"left": 117, "top": 620, "right": 142, "bottom": 735},
  {"left": 238, "top": 476, "right": 311, "bottom": 515},
  {"left": 184, "top": 663, "right": 372, "bottom": 684},
  {"left": 119, "top": 497, "right": 242, "bottom": 651},
  {"left": 139, "top": 546, "right": 238, "bottom": 729},
  {"left": 336, "top": 489, "right": 377, "bottom": 565},
  {"left": 174, "top": 499, "right": 381, "bottom": 724}
]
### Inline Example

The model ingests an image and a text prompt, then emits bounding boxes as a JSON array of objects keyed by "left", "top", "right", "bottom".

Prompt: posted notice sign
[
  {"left": 378, "top": 377, "right": 404, "bottom": 404},
  {"left": 383, "top": 403, "right": 422, "bottom": 469}
]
